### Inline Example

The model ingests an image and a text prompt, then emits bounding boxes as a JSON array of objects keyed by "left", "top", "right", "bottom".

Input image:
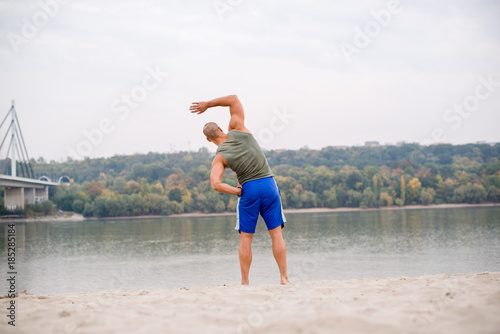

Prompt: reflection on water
[{"left": 1, "top": 207, "right": 499, "bottom": 294}]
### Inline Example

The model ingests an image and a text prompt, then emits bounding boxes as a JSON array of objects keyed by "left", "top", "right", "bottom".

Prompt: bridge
[
  {"left": 0, "top": 101, "right": 60, "bottom": 210},
  {"left": 0, "top": 174, "right": 58, "bottom": 210}
]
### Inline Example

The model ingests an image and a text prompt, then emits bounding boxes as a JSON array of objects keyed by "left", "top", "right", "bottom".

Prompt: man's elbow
[{"left": 211, "top": 180, "right": 222, "bottom": 192}]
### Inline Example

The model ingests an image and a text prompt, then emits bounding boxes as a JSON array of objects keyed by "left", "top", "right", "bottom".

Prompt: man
[{"left": 190, "top": 95, "right": 289, "bottom": 285}]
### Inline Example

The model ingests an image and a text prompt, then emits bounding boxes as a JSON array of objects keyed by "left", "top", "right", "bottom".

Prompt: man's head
[{"left": 203, "top": 122, "right": 222, "bottom": 142}]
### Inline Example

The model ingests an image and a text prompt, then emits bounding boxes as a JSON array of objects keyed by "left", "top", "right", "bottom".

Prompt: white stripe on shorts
[
  {"left": 274, "top": 177, "right": 287, "bottom": 224},
  {"left": 235, "top": 196, "right": 241, "bottom": 230}
]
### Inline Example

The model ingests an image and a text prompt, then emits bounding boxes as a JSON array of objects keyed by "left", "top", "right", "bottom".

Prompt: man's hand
[{"left": 190, "top": 101, "right": 208, "bottom": 115}]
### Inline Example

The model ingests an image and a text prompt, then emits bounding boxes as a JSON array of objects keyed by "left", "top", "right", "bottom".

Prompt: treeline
[
  {"left": 0, "top": 199, "right": 56, "bottom": 217},
  {"left": 9, "top": 143, "right": 500, "bottom": 217}
]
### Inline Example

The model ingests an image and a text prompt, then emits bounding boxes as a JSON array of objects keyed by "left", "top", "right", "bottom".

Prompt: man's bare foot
[
  {"left": 280, "top": 277, "right": 290, "bottom": 285},
  {"left": 241, "top": 280, "right": 249, "bottom": 286}
]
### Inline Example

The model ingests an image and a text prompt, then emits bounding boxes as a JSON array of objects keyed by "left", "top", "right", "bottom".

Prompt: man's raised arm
[{"left": 190, "top": 95, "right": 248, "bottom": 132}]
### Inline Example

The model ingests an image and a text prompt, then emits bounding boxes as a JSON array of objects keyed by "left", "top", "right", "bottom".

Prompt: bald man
[{"left": 190, "top": 95, "right": 289, "bottom": 285}]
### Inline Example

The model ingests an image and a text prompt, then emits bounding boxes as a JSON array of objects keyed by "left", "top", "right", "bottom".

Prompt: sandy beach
[
  {"left": 0, "top": 212, "right": 85, "bottom": 223},
  {"left": 2, "top": 272, "right": 499, "bottom": 334}
]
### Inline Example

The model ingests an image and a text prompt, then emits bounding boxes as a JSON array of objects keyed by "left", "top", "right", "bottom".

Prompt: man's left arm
[
  {"left": 190, "top": 95, "right": 249, "bottom": 132},
  {"left": 210, "top": 154, "right": 242, "bottom": 196}
]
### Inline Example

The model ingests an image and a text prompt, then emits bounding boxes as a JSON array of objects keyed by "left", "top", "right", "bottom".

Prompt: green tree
[
  {"left": 380, "top": 192, "right": 393, "bottom": 206},
  {"left": 168, "top": 188, "right": 183, "bottom": 203},
  {"left": 84, "top": 181, "right": 105, "bottom": 200},
  {"left": 39, "top": 200, "right": 56, "bottom": 215},
  {"left": 400, "top": 175, "right": 406, "bottom": 205},
  {"left": 124, "top": 180, "right": 141, "bottom": 194},
  {"left": 111, "top": 177, "right": 127, "bottom": 194},
  {"left": 453, "top": 183, "right": 487, "bottom": 203},
  {"left": 301, "top": 191, "right": 318, "bottom": 208},
  {"left": 419, "top": 189, "right": 434, "bottom": 205},
  {"left": 82, "top": 202, "right": 94, "bottom": 217},
  {"left": 72, "top": 199, "right": 85, "bottom": 213},
  {"left": 345, "top": 168, "right": 363, "bottom": 190},
  {"left": 436, "top": 178, "right": 457, "bottom": 203},
  {"left": 487, "top": 186, "right": 500, "bottom": 203},
  {"left": 372, "top": 174, "right": 379, "bottom": 197},
  {"left": 360, "top": 187, "right": 378, "bottom": 208},
  {"left": 150, "top": 181, "right": 165, "bottom": 195},
  {"left": 346, "top": 190, "right": 363, "bottom": 207},
  {"left": 145, "top": 193, "right": 166, "bottom": 215},
  {"left": 323, "top": 187, "right": 337, "bottom": 208}
]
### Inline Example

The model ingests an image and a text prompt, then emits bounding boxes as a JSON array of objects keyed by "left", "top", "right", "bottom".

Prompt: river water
[{"left": 1, "top": 206, "right": 499, "bottom": 294}]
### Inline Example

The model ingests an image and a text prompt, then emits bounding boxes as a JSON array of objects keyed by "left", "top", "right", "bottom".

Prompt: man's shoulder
[
  {"left": 228, "top": 124, "right": 251, "bottom": 133},
  {"left": 212, "top": 153, "right": 227, "bottom": 165},
  {"left": 228, "top": 129, "right": 253, "bottom": 137}
]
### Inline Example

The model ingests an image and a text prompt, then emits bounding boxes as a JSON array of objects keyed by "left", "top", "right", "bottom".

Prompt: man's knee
[
  {"left": 240, "top": 231, "right": 254, "bottom": 243},
  {"left": 269, "top": 226, "right": 284, "bottom": 239}
]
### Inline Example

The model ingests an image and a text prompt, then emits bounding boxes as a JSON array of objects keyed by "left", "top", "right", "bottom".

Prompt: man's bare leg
[
  {"left": 269, "top": 226, "right": 289, "bottom": 285},
  {"left": 239, "top": 232, "right": 253, "bottom": 285}
]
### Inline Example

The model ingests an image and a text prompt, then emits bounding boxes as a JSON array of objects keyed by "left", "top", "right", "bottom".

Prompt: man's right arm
[
  {"left": 210, "top": 154, "right": 242, "bottom": 196},
  {"left": 190, "top": 95, "right": 249, "bottom": 132}
]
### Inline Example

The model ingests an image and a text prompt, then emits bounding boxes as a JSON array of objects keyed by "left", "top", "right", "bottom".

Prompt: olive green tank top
[{"left": 216, "top": 130, "right": 273, "bottom": 185}]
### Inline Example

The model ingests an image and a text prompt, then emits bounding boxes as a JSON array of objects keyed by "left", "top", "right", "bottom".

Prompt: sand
[
  {"left": 1, "top": 272, "right": 499, "bottom": 334},
  {"left": 0, "top": 212, "right": 84, "bottom": 223}
]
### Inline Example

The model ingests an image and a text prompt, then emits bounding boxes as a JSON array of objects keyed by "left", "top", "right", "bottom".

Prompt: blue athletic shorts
[{"left": 236, "top": 177, "right": 286, "bottom": 234}]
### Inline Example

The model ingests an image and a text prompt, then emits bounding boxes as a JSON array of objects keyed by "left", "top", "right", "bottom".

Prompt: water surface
[{"left": 1, "top": 206, "right": 499, "bottom": 294}]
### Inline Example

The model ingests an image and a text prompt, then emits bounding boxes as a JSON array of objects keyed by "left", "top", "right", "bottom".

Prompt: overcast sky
[{"left": 1, "top": 0, "right": 499, "bottom": 161}]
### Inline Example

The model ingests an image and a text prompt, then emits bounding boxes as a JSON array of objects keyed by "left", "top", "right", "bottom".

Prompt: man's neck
[{"left": 213, "top": 133, "right": 228, "bottom": 146}]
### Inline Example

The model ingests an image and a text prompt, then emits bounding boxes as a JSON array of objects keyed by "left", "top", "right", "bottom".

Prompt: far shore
[{"left": 0, "top": 202, "right": 497, "bottom": 223}]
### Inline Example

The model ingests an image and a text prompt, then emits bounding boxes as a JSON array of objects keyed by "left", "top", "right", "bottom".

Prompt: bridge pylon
[
  {"left": 0, "top": 100, "right": 35, "bottom": 178},
  {"left": 0, "top": 101, "right": 58, "bottom": 211}
]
